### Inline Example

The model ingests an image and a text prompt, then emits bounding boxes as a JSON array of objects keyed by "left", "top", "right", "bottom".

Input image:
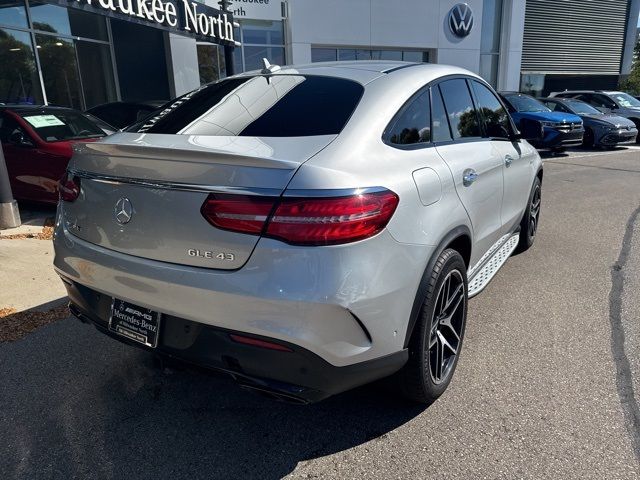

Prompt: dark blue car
[{"left": 499, "top": 92, "right": 584, "bottom": 152}]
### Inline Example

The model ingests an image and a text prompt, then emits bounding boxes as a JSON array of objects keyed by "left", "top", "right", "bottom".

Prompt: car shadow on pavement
[{"left": 0, "top": 316, "right": 426, "bottom": 480}]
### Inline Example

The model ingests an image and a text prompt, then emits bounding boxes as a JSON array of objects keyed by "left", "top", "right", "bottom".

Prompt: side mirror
[
  {"left": 516, "top": 118, "right": 544, "bottom": 142},
  {"left": 9, "top": 130, "right": 32, "bottom": 147}
]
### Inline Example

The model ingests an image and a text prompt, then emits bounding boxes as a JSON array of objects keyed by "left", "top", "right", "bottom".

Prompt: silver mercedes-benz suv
[{"left": 53, "top": 62, "right": 543, "bottom": 404}]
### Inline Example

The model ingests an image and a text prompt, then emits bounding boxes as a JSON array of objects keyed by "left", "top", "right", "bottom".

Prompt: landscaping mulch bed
[
  {"left": 0, "top": 218, "right": 55, "bottom": 240},
  {"left": 0, "top": 304, "right": 69, "bottom": 342}
]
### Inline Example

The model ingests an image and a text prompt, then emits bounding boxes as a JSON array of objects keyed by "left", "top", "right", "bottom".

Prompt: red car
[{"left": 0, "top": 105, "right": 109, "bottom": 204}]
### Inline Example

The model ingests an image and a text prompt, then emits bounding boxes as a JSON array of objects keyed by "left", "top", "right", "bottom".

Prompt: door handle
[
  {"left": 463, "top": 169, "right": 478, "bottom": 187},
  {"left": 505, "top": 155, "right": 514, "bottom": 167}
]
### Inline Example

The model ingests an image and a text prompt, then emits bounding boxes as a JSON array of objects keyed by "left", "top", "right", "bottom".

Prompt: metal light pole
[
  {"left": 0, "top": 141, "right": 21, "bottom": 229},
  {"left": 219, "top": 0, "right": 236, "bottom": 76}
]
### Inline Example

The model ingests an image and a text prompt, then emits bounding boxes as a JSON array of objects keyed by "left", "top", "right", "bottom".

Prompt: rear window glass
[
  {"left": 18, "top": 110, "right": 105, "bottom": 142},
  {"left": 129, "top": 75, "right": 365, "bottom": 137}
]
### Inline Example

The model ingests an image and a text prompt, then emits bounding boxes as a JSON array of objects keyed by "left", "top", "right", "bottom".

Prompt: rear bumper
[
  {"left": 53, "top": 219, "right": 429, "bottom": 367},
  {"left": 64, "top": 280, "right": 408, "bottom": 403}
]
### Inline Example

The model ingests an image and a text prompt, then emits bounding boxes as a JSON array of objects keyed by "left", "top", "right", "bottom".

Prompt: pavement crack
[{"left": 609, "top": 204, "right": 640, "bottom": 464}]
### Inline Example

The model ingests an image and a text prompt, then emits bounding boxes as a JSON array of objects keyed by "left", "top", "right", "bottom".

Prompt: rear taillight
[
  {"left": 201, "top": 194, "right": 276, "bottom": 234},
  {"left": 58, "top": 173, "right": 80, "bottom": 202},
  {"left": 201, "top": 189, "right": 399, "bottom": 246}
]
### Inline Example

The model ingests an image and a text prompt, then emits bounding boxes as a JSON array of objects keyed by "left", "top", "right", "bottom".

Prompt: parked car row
[
  {"left": 498, "top": 91, "right": 638, "bottom": 152},
  {"left": 1, "top": 86, "right": 638, "bottom": 206}
]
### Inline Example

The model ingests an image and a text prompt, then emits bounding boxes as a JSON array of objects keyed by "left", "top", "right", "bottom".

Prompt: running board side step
[{"left": 467, "top": 233, "right": 520, "bottom": 298}]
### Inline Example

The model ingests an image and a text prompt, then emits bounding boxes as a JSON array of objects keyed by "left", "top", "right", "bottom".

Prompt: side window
[
  {"left": 438, "top": 79, "right": 481, "bottom": 139},
  {"left": 593, "top": 94, "right": 617, "bottom": 109},
  {"left": 431, "top": 86, "right": 452, "bottom": 142},
  {"left": 471, "top": 81, "right": 511, "bottom": 139},
  {"left": 0, "top": 115, "right": 25, "bottom": 144},
  {"left": 386, "top": 90, "right": 431, "bottom": 145}
]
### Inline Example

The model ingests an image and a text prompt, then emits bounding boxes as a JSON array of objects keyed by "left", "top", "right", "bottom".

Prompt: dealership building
[{"left": 1, "top": 0, "right": 639, "bottom": 110}]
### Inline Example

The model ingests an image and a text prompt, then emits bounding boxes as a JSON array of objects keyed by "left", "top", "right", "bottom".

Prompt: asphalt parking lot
[{"left": 1, "top": 147, "right": 640, "bottom": 479}]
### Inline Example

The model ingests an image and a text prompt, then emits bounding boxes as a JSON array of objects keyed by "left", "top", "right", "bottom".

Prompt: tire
[
  {"left": 397, "top": 249, "right": 468, "bottom": 405},
  {"left": 582, "top": 128, "right": 595, "bottom": 148},
  {"left": 516, "top": 176, "right": 542, "bottom": 253}
]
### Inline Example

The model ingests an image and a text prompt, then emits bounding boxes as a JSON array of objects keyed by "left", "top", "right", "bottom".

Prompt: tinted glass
[
  {"left": 76, "top": 41, "right": 117, "bottom": 108},
  {"left": 0, "top": 0, "right": 27, "bottom": 28},
  {"left": 564, "top": 99, "right": 599, "bottom": 114},
  {"left": 198, "top": 44, "right": 222, "bottom": 85},
  {"left": 17, "top": 109, "right": 105, "bottom": 141},
  {"left": 311, "top": 48, "right": 337, "bottom": 62},
  {"left": 431, "top": 86, "right": 452, "bottom": 142},
  {"left": 0, "top": 27, "right": 43, "bottom": 104},
  {"left": 439, "top": 79, "right": 481, "bottom": 139},
  {"left": 130, "top": 75, "right": 364, "bottom": 137},
  {"left": 372, "top": 50, "right": 402, "bottom": 61},
  {"left": 243, "top": 46, "right": 284, "bottom": 71},
  {"left": 580, "top": 93, "right": 616, "bottom": 109},
  {"left": 609, "top": 92, "right": 640, "bottom": 108},
  {"left": 35, "top": 34, "right": 82, "bottom": 109},
  {"left": 0, "top": 112, "right": 26, "bottom": 142},
  {"left": 30, "top": 2, "right": 107, "bottom": 40},
  {"left": 503, "top": 94, "right": 550, "bottom": 113},
  {"left": 387, "top": 90, "right": 430, "bottom": 145},
  {"left": 241, "top": 20, "right": 284, "bottom": 45},
  {"left": 471, "top": 81, "right": 510, "bottom": 138},
  {"left": 402, "top": 51, "right": 429, "bottom": 62},
  {"left": 543, "top": 101, "right": 566, "bottom": 112}
]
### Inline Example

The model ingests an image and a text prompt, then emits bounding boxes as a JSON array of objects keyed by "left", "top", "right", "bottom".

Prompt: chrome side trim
[{"left": 69, "top": 170, "right": 282, "bottom": 196}]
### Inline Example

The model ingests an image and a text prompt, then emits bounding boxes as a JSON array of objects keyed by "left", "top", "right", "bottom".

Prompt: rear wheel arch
[{"left": 403, "top": 226, "right": 472, "bottom": 348}]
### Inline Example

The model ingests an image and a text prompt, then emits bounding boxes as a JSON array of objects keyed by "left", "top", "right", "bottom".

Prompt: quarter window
[
  {"left": 438, "top": 79, "right": 481, "bottom": 139},
  {"left": 471, "top": 81, "right": 511, "bottom": 139},
  {"left": 431, "top": 86, "right": 452, "bottom": 143},
  {"left": 386, "top": 90, "right": 431, "bottom": 145}
]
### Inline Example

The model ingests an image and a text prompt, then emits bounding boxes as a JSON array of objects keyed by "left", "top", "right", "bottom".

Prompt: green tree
[{"left": 620, "top": 39, "right": 640, "bottom": 95}]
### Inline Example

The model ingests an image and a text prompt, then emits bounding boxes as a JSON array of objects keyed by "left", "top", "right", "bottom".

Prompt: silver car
[{"left": 53, "top": 62, "right": 543, "bottom": 404}]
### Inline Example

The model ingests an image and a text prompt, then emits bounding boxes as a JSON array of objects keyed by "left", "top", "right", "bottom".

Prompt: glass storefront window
[
  {"left": 402, "top": 51, "right": 429, "bottom": 62},
  {"left": 371, "top": 50, "right": 402, "bottom": 61},
  {"left": 312, "top": 48, "right": 337, "bottom": 62},
  {"left": 0, "top": 0, "right": 28, "bottom": 28},
  {"left": 197, "top": 43, "right": 222, "bottom": 84},
  {"left": 29, "top": 1, "right": 108, "bottom": 41},
  {"left": 243, "top": 45, "right": 284, "bottom": 71},
  {"left": 76, "top": 41, "right": 117, "bottom": 108},
  {"left": 35, "top": 33, "right": 82, "bottom": 109},
  {"left": 312, "top": 48, "right": 430, "bottom": 64},
  {"left": 0, "top": 27, "right": 42, "bottom": 103},
  {"left": 241, "top": 20, "right": 283, "bottom": 45}
]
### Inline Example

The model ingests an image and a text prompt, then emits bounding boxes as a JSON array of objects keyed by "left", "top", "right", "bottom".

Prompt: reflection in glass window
[
  {"left": 29, "top": 1, "right": 107, "bottom": 40},
  {"left": 241, "top": 20, "right": 283, "bottom": 45},
  {"left": 312, "top": 48, "right": 430, "bottom": 64},
  {"left": 372, "top": 50, "right": 402, "bottom": 61},
  {"left": 76, "top": 41, "right": 117, "bottom": 108},
  {"left": 130, "top": 76, "right": 364, "bottom": 137},
  {"left": 0, "top": 0, "right": 28, "bottom": 28},
  {"left": 387, "top": 91, "right": 430, "bottom": 145},
  {"left": 439, "top": 79, "right": 481, "bottom": 139},
  {"left": 431, "top": 86, "right": 452, "bottom": 143},
  {"left": 243, "top": 45, "right": 284, "bottom": 71},
  {"left": 471, "top": 80, "right": 510, "bottom": 138},
  {"left": 311, "top": 48, "right": 337, "bottom": 62},
  {"left": 0, "top": 27, "right": 42, "bottom": 104},
  {"left": 198, "top": 44, "right": 222, "bottom": 84},
  {"left": 17, "top": 108, "right": 105, "bottom": 141},
  {"left": 35, "top": 34, "right": 82, "bottom": 109}
]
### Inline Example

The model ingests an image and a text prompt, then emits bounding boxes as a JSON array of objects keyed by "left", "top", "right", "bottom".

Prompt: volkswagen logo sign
[
  {"left": 114, "top": 197, "right": 133, "bottom": 225},
  {"left": 449, "top": 3, "right": 474, "bottom": 38}
]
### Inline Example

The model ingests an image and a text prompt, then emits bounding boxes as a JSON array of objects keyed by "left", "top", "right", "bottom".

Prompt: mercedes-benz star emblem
[
  {"left": 114, "top": 197, "right": 133, "bottom": 225},
  {"left": 449, "top": 3, "right": 474, "bottom": 38}
]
